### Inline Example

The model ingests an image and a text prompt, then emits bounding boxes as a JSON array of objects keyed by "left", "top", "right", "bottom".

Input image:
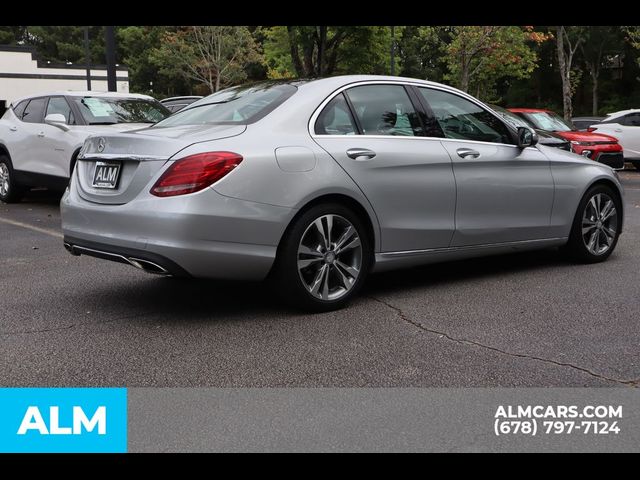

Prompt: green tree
[
  {"left": 443, "top": 26, "right": 543, "bottom": 100},
  {"left": 397, "top": 26, "right": 447, "bottom": 81},
  {"left": 0, "top": 26, "right": 26, "bottom": 44},
  {"left": 150, "top": 26, "right": 261, "bottom": 93}
]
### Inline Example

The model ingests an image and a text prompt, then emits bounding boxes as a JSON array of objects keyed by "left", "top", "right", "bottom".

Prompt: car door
[
  {"left": 416, "top": 87, "right": 554, "bottom": 246},
  {"left": 9, "top": 97, "right": 47, "bottom": 173},
  {"left": 609, "top": 113, "right": 640, "bottom": 158},
  {"left": 40, "top": 96, "right": 78, "bottom": 178},
  {"left": 312, "top": 83, "right": 456, "bottom": 252}
]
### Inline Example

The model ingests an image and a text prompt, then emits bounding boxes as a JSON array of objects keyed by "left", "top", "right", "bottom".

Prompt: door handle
[
  {"left": 9, "top": 126, "right": 17, "bottom": 132},
  {"left": 456, "top": 148, "right": 480, "bottom": 159},
  {"left": 37, "top": 131, "right": 45, "bottom": 137},
  {"left": 346, "top": 148, "right": 376, "bottom": 160}
]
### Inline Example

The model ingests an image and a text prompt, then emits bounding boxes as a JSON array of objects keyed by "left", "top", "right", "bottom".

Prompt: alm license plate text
[{"left": 92, "top": 162, "right": 121, "bottom": 189}]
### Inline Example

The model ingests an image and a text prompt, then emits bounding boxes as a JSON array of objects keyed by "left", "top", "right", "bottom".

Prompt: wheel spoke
[
  {"left": 298, "top": 245, "right": 324, "bottom": 258},
  {"left": 324, "top": 215, "right": 334, "bottom": 247},
  {"left": 594, "top": 194, "right": 602, "bottom": 218},
  {"left": 600, "top": 200, "right": 613, "bottom": 220},
  {"left": 582, "top": 224, "right": 597, "bottom": 235},
  {"left": 587, "top": 230, "right": 598, "bottom": 253},
  {"left": 603, "top": 226, "right": 616, "bottom": 242},
  {"left": 336, "top": 236, "right": 361, "bottom": 255},
  {"left": 312, "top": 218, "right": 329, "bottom": 249},
  {"left": 335, "top": 260, "right": 359, "bottom": 279},
  {"left": 320, "top": 265, "right": 330, "bottom": 300},
  {"left": 602, "top": 206, "right": 617, "bottom": 222},
  {"left": 333, "top": 263, "right": 352, "bottom": 289},
  {"left": 309, "top": 264, "right": 328, "bottom": 296},
  {"left": 298, "top": 257, "right": 322, "bottom": 269}
]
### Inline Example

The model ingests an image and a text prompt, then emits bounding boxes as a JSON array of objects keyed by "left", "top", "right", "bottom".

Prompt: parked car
[
  {"left": 490, "top": 104, "right": 572, "bottom": 151},
  {"left": 571, "top": 116, "right": 605, "bottom": 131},
  {"left": 160, "top": 96, "right": 203, "bottom": 113},
  {"left": 61, "top": 76, "right": 624, "bottom": 311},
  {"left": 0, "top": 91, "right": 171, "bottom": 202},
  {"left": 509, "top": 108, "right": 624, "bottom": 170},
  {"left": 589, "top": 109, "right": 640, "bottom": 170}
]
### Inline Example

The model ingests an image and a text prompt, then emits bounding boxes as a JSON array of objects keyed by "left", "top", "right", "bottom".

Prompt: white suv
[
  {"left": 590, "top": 109, "right": 640, "bottom": 170},
  {"left": 0, "top": 91, "right": 171, "bottom": 203}
]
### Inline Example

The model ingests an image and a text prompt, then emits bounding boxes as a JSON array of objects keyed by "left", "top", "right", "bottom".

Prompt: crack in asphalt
[{"left": 368, "top": 295, "right": 639, "bottom": 388}]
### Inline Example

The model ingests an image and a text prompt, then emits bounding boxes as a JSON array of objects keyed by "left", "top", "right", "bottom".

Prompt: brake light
[
  {"left": 587, "top": 127, "right": 596, "bottom": 132},
  {"left": 150, "top": 152, "right": 243, "bottom": 197}
]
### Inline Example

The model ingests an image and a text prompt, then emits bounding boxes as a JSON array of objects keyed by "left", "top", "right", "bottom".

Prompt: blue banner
[{"left": 0, "top": 388, "right": 127, "bottom": 453}]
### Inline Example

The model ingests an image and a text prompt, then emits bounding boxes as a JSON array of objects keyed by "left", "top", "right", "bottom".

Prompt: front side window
[
  {"left": 156, "top": 83, "right": 298, "bottom": 127},
  {"left": 21, "top": 97, "right": 47, "bottom": 124},
  {"left": 345, "top": 85, "right": 423, "bottom": 136},
  {"left": 70, "top": 96, "right": 170, "bottom": 124},
  {"left": 419, "top": 88, "right": 513, "bottom": 145},
  {"left": 46, "top": 97, "right": 76, "bottom": 125},
  {"left": 314, "top": 93, "right": 357, "bottom": 135}
]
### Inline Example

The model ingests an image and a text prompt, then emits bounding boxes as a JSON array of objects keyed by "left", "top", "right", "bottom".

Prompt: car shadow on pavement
[{"left": 80, "top": 247, "right": 575, "bottom": 320}]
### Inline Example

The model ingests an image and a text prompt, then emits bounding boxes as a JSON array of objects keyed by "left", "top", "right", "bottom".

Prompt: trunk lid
[{"left": 76, "top": 124, "right": 246, "bottom": 205}]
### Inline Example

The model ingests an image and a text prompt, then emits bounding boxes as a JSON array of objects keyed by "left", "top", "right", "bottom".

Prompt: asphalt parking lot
[{"left": 1, "top": 172, "right": 639, "bottom": 388}]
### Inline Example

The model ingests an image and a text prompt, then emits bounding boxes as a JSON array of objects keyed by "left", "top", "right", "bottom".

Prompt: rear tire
[
  {"left": 271, "top": 203, "right": 372, "bottom": 312},
  {"left": 0, "top": 155, "right": 25, "bottom": 204},
  {"left": 564, "top": 184, "right": 621, "bottom": 263}
]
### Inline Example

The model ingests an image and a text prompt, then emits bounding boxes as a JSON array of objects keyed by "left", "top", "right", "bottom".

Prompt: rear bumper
[{"left": 60, "top": 186, "right": 296, "bottom": 281}]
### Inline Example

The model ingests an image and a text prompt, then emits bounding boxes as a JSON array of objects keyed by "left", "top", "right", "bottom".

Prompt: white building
[{"left": 0, "top": 45, "right": 129, "bottom": 112}]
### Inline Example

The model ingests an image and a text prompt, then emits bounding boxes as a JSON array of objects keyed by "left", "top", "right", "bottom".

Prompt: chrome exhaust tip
[{"left": 127, "top": 257, "right": 170, "bottom": 275}]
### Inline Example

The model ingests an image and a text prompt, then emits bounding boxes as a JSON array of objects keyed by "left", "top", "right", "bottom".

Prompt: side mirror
[
  {"left": 517, "top": 126, "right": 538, "bottom": 148},
  {"left": 44, "top": 113, "right": 69, "bottom": 131}
]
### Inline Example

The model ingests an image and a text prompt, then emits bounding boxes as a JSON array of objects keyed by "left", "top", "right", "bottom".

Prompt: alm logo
[
  {"left": 0, "top": 388, "right": 127, "bottom": 453},
  {"left": 17, "top": 405, "right": 106, "bottom": 435}
]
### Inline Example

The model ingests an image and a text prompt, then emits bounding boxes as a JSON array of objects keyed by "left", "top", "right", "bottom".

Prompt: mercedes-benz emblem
[{"left": 97, "top": 137, "right": 106, "bottom": 153}]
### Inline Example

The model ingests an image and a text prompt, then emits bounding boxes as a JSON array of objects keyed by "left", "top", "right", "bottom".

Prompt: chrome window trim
[{"left": 308, "top": 80, "right": 520, "bottom": 149}]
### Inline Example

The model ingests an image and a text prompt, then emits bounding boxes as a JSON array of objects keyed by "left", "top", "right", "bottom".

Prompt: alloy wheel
[
  {"left": 0, "top": 163, "right": 10, "bottom": 198},
  {"left": 582, "top": 193, "right": 618, "bottom": 255},
  {"left": 297, "top": 214, "right": 363, "bottom": 301}
]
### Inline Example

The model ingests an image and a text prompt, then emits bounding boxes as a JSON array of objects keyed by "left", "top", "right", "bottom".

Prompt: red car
[{"left": 508, "top": 108, "right": 624, "bottom": 169}]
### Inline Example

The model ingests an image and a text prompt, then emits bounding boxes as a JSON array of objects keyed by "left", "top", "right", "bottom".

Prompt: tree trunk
[
  {"left": 556, "top": 26, "right": 573, "bottom": 121},
  {"left": 592, "top": 72, "right": 598, "bottom": 116},
  {"left": 317, "top": 26, "right": 327, "bottom": 77},
  {"left": 287, "top": 27, "right": 304, "bottom": 77},
  {"left": 460, "top": 66, "right": 470, "bottom": 92}
]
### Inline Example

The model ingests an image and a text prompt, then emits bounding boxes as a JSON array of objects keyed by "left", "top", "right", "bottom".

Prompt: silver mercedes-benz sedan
[{"left": 61, "top": 75, "right": 624, "bottom": 311}]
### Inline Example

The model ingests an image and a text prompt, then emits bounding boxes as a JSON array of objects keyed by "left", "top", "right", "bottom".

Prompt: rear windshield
[
  {"left": 154, "top": 83, "right": 297, "bottom": 127},
  {"left": 70, "top": 96, "right": 171, "bottom": 125}
]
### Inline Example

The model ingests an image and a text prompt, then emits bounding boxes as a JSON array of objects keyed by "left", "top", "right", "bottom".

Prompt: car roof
[
  {"left": 160, "top": 96, "right": 203, "bottom": 102},
  {"left": 507, "top": 108, "right": 551, "bottom": 113},
  {"left": 12, "top": 91, "right": 155, "bottom": 105},
  {"left": 603, "top": 109, "right": 640, "bottom": 119}
]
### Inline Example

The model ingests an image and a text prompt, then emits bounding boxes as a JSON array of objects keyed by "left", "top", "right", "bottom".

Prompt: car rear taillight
[
  {"left": 587, "top": 127, "right": 597, "bottom": 132},
  {"left": 150, "top": 152, "right": 243, "bottom": 197}
]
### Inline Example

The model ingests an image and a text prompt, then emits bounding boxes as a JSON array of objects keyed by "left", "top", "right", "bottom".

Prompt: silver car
[{"left": 61, "top": 75, "right": 624, "bottom": 311}]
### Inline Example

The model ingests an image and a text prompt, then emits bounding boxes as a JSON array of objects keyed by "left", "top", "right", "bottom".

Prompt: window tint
[
  {"left": 315, "top": 93, "right": 358, "bottom": 135},
  {"left": 345, "top": 85, "right": 422, "bottom": 136},
  {"left": 157, "top": 83, "right": 297, "bottom": 127},
  {"left": 622, "top": 113, "right": 640, "bottom": 126},
  {"left": 70, "top": 97, "right": 170, "bottom": 124},
  {"left": 21, "top": 97, "right": 47, "bottom": 123},
  {"left": 46, "top": 97, "right": 76, "bottom": 125},
  {"left": 419, "top": 88, "right": 513, "bottom": 144},
  {"left": 12, "top": 100, "right": 27, "bottom": 119}
]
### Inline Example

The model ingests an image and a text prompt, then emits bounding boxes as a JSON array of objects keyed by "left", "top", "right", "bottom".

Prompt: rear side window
[
  {"left": 345, "top": 85, "right": 423, "bottom": 136},
  {"left": 22, "top": 97, "right": 47, "bottom": 124},
  {"left": 46, "top": 97, "right": 76, "bottom": 125},
  {"left": 12, "top": 100, "right": 27, "bottom": 119},
  {"left": 622, "top": 113, "right": 640, "bottom": 126},
  {"left": 315, "top": 93, "right": 358, "bottom": 135},
  {"left": 418, "top": 88, "right": 513, "bottom": 145}
]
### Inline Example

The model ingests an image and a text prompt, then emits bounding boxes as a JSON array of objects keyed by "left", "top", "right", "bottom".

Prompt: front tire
[
  {"left": 565, "top": 184, "right": 621, "bottom": 263},
  {"left": 272, "top": 203, "right": 372, "bottom": 312},
  {"left": 0, "top": 155, "right": 25, "bottom": 204}
]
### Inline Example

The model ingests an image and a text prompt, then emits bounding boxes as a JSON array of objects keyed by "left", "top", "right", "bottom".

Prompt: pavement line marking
[{"left": 0, "top": 216, "right": 64, "bottom": 239}]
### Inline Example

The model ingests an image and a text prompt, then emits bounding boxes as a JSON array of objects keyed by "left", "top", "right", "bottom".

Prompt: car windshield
[
  {"left": 489, "top": 105, "right": 529, "bottom": 129},
  {"left": 154, "top": 83, "right": 298, "bottom": 127},
  {"left": 524, "top": 111, "right": 575, "bottom": 132},
  {"left": 70, "top": 96, "right": 171, "bottom": 125}
]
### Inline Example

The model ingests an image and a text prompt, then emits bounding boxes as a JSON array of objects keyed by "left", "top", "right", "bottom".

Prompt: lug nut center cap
[{"left": 324, "top": 251, "right": 336, "bottom": 264}]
